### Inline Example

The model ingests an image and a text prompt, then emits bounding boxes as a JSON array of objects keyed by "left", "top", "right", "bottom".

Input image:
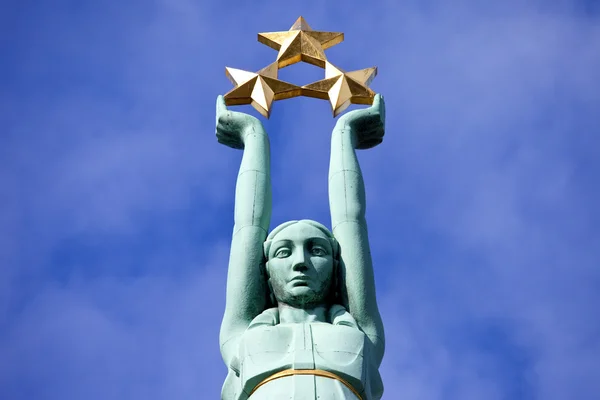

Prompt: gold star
[
  {"left": 224, "top": 62, "right": 302, "bottom": 118},
  {"left": 302, "top": 61, "right": 377, "bottom": 117},
  {"left": 258, "top": 16, "right": 344, "bottom": 68}
]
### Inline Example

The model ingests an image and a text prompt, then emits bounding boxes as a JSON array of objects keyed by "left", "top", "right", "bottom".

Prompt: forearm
[
  {"left": 234, "top": 125, "right": 272, "bottom": 234},
  {"left": 328, "top": 125, "right": 366, "bottom": 229}
]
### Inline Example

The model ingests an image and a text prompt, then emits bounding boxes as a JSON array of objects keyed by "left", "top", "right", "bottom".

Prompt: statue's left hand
[
  {"left": 216, "top": 95, "right": 264, "bottom": 149},
  {"left": 336, "top": 94, "right": 385, "bottom": 149}
]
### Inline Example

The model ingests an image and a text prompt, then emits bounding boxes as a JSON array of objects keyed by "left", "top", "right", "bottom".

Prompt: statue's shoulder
[
  {"left": 328, "top": 304, "right": 359, "bottom": 328},
  {"left": 248, "top": 307, "right": 279, "bottom": 329},
  {"left": 247, "top": 305, "right": 358, "bottom": 328}
]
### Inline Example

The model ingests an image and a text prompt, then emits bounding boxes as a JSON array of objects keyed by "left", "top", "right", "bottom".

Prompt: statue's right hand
[{"left": 216, "top": 96, "right": 263, "bottom": 149}]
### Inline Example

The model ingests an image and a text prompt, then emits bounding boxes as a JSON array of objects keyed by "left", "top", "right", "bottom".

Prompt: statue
[{"left": 216, "top": 92, "right": 386, "bottom": 399}]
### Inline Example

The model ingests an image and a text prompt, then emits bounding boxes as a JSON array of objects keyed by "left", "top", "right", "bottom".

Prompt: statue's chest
[{"left": 239, "top": 323, "right": 368, "bottom": 396}]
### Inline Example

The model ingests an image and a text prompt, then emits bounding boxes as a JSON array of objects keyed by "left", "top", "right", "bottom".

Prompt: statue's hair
[{"left": 263, "top": 219, "right": 339, "bottom": 261}]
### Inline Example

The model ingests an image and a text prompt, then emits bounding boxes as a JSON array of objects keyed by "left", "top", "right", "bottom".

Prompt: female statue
[{"left": 216, "top": 94, "right": 386, "bottom": 399}]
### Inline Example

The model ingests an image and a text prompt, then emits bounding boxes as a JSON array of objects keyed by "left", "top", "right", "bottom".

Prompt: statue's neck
[{"left": 278, "top": 303, "right": 328, "bottom": 324}]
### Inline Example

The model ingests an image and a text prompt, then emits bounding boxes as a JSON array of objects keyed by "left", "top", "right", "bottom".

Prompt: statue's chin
[
  {"left": 278, "top": 287, "right": 328, "bottom": 309},
  {"left": 289, "top": 285, "right": 313, "bottom": 295}
]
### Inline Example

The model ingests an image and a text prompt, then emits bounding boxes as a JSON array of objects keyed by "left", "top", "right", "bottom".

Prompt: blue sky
[{"left": 1, "top": 0, "right": 599, "bottom": 399}]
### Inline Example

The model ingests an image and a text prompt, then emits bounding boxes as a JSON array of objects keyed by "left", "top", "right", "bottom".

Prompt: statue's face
[{"left": 267, "top": 223, "right": 334, "bottom": 309}]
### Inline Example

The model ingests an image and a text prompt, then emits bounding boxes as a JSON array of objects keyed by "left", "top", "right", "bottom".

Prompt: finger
[
  {"left": 219, "top": 136, "right": 244, "bottom": 149},
  {"left": 216, "top": 95, "right": 227, "bottom": 112},
  {"left": 372, "top": 93, "right": 381, "bottom": 110},
  {"left": 216, "top": 110, "right": 236, "bottom": 130},
  {"left": 216, "top": 129, "right": 236, "bottom": 143},
  {"left": 364, "top": 97, "right": 383, "bottom": 131},
  {"left": 217, "top": 136, "right": 238, "bottom": 148},
  {"left": 378, "top": 94, "right": 386, "bottom": 124},
  {"left": 357, "top": 113, "right": 380, "bottom": 129},
  {"left": 372, "top": 94, "right": 385, "bottom": 115},
  {"left": 216, "top": 95, "right": 228, "bottom": 118}
]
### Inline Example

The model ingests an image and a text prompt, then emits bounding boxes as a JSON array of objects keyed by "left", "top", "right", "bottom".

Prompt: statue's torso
[{"left": 222, "top": 307, "right": 383, "bottom": 400}]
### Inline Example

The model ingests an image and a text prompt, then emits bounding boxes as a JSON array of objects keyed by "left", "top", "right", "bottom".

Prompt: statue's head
[{"left": 263, "top": 220, "right": 340, "bottom": 309}]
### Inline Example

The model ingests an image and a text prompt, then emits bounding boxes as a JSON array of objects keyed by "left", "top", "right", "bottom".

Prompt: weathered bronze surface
[{"left": 217, "top": 16, "right": 386, "bottom": 400}]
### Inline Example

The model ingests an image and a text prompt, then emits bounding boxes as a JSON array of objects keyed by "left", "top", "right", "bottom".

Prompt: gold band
[{"left": 249, "top": 368, "right": 363, "bottom": 399}]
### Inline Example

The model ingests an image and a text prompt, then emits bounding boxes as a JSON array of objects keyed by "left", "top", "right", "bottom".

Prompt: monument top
[
  {"left": 223, "top": 16, "right": 378, "bottom": 117},
  {"left": 216, "top": 20, "right": 385, "bottom": 397}
]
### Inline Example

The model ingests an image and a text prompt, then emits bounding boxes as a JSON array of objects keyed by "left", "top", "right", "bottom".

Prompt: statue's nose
[{"left": 292, "top": 251, "right": 308, "bottom": 271}]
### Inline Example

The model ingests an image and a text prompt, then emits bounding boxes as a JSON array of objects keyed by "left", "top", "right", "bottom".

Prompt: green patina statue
[{"left": 216, "top": 94, "right": 386, "bottom": 399}]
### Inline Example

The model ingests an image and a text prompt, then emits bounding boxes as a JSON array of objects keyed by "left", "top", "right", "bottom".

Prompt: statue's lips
[{"left": 290, "top": 276, "right": 311, "bottom": 286}]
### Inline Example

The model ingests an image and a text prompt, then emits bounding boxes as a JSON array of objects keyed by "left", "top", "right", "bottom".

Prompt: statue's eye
[
  {"left": 311, "top": 247, "right": 326, "bottom": 256},
  {"left": 275, "top": 248, "right": 291, "bottom": 258}
]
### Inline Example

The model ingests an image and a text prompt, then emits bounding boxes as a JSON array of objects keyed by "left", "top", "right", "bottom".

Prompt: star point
[
  {"left": 302, "top": 61, "right": 377, "bottom": 117},
  {"left": 290, "top": 16, "right": 312, "bottom": 31},
  {"left": 258, "top": 17, "right": 344, "bottom": 68},
  {"left": 224, "top": 62, "right": 302, "bottom": 118}
]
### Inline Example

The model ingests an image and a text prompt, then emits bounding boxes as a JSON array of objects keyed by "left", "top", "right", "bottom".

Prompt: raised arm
[
  {"left": 328, "top": 94, "right": 386, "bottom": 366},
  {"left": 215, "top": 96, "right": 272, "bottom": 365}
]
